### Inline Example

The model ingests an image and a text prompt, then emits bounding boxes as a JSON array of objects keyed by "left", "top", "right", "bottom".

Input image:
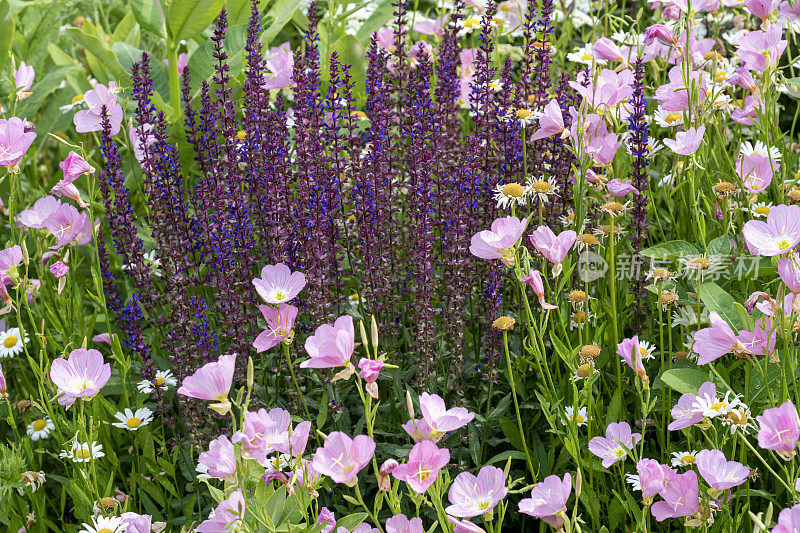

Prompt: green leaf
[
  {"left": 337, "top": 514, "right": 368, "bottom": 531},
  {"left": 699, "top": 281, "right": 742, "bottom": 330},
  {"left": 498, "top": 417, "right": 524, "bottom": 452},
  {"left": 185, "top": 23, "right": 247, "bottom": 97},
  {"left": 167, "top": 0, "right": 227, "bottom": 41},
  {"left": 639, "top": 240, "right": 700, "bottom": 260},
  {"left": 130, "top": 0, "right": 167, "bottom": 37},
  {"left": 486, "top": 450, "right": 526, "bottom": 465},
  {"left": 0, "top": 1, "right": 13, "bottom": 72},
  {"left": 735, "top": 302, "right": 754, "bottom": 332},
  {"left": 20, "top": 65, "right": 80, "bottom": 120},
  {"left": 708, "top": 234, "right": 731, "bottom": 256},
  {"left": 330, "top": 34, "right": 366, "bottom": 104},
  {"left": 66, "top": 27, "right": 130, "bottom": 86},
  {"left": 606, "top": 387, "right": 622, "bottom": 424},
  {"left": 660, "top": 368, "right": 710, "bottom": 394},
  {"left": 260, "top": 0, "right": 302, "bottom": 46},
  {"left": 112, "top": 42, "right": 169, "bottom": 100},
  {"left": 317, "top": 390, "right": 328, "bottom": 429},
  {"left": 487, "top": 393, "right": 511, "bottom": 420}
]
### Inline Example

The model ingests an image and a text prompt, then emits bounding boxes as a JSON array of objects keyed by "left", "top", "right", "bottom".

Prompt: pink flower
[
  {"left": 737, "top": 317, "right": 776, "bottom": 356},
  {"left": 0, "top": 362, "right": 7, "bottom": 398},
  {"left": 164, "top": 53, "right": 188, "bottom": 74},
  {"left": 774, "top": 503, "right": 800, "bottom": 533},
  {"left": 529, "top": 226, "right": 577, "bottom": 266},
  {"left": 644, "top": 24, "right": 677, "bottom": 45},
  {"left": 50, "top": 261, "right": 69, "bottom": 278},
  {"left": 737, "top": 24, "right": 787, "bottom": 72},
  {"left": 413, "top": 16, "right": 445, "bottom": 36},
  {"left": 447, "top": 517, "right": 485, "bottom": 533},
  {"left": 59, "top": 151, "right": 94, "bottom": 183},
  {"left": 316, "top": 507, "right": 336, "bottom": 533},
  {"left": 233, "top": 407, "right": 310, "bottom": 463},
  {"left": 728, "top": 67, "right": 758, "bottom": 92},
  {"left": 177, "top": 353, "right": 236, "bottom": 415},
  {"left": 663, "top": 126, "right": 705, "bottom": 155},
  {"left": 518, "top": 473, "right": 571, "bottom": 529},
  {"left": 253, "top": 303, "right": 297, "bottom": 353},
  {"left": 358, "top": 358, "right": 384, "bottom": 400},
  {"left": 14, "top": 61, "right": 34, "bottom": 98},
  {"left": 637, "top": 459, "right": 676, "bottom": 497},
  {"left": 401, "top": 418, "right": 433, "bottom": 442},
  {"left": 445, "top": 466, "right": 507, "bottom": 518},
  {"left": 592, "top": 37, "right": 625, "bottom": 62},
  {"left": 0, "top": 117, "right": 37, "bottom": 169},
  {"left": 520, "top": 269, "right": 557, "bottom": 310},
  {"left": 692, "top": 311, "right": 742, "bottom": 364},
  {"left": 616, "top": 336, "right": 647, "bottom": 379},
  {"left": 736, "top": 153, "right": 775, "bottom": 193},
  {"left": 668, "top": 382, "right": 715, "bottom": 431},
  {"left": 17, "top": 196, "right": 63, "bottom": 229},
  {"left": 379, "top": 459, "right": 399, "bottom": 491},
  {"left": 530, "top": 100, "right": 566, "bottom": 141},
  {"left": 469, "top": 216, "right": 528, "bottom": 267},
  {"left": 264, "top": 44, "right": 294, "bottom": 90},
  {"left": 606, "top": 178, "right": 638, "bottom": 197},
  {"left": 42, "top": 203, "right": 92, "bottom": 249},
  {"left": 199, "top": 435, "right": 237, "bottom": 480},
  {"left": 757, "top": 401, "right": 800, "bottom": 454},
  {"left": 50, "top": 348, "right": 111, "bottom": 408},
  {"left": 385, "top": 515, "right": 424, "bottom": 533},
  {"left": 92, "top": 333, "right": 114, "bottom": 345},
  {"left": 695, "top": 449, "right": 749, "bottom": 490},
  {"left": 779, "top": 257, "right": 800, "bottom": 293},
  {"left": 120, "top": 513, "right": 152, "bottom": 533},
  {"left": 392, "top": 440, "right": 450, "bottom": 493},
  {"left": 195, "top": 489, "right": 245, "bottom": 532},
  {"left": 651, "top": 471, "right": 700, "bottom": 522},
  {"left": 301, "top": 315, "right": 355, "bottom": 374},
  {"left": 743, "top": 204, "right": 800, "bottom": 256},
  {"left": 419, "top": 392, "right": 475, "bottom": 441},
  {"left": 312, "top": 431, "right": 375, "bottom": 485},
  {"left": 73, "top": 82, "right": 123, "bottom": 135},
  {"left": 253, "top": 263, "right": 306, "bottom": 304},
  {"left": 586, "top": 132, "right": 620, "bottom": 164},
  {"left": 588, "top": 422, "right": 642, "bottom": 468},
  {"left": 570, "top": 69, "right": 633, "bottom": 115},
  {"left": 0, "top": 245, "right": 22, "bottom": 276}
]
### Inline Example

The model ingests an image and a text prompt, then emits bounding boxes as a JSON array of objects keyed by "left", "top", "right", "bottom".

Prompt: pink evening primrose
[
  {"left": 521, "top": 269, "right": 557, "bottom": 310},
  {"left": 592, "top": 37, "right": 625, "bottom": 62},
  {"left": 0, "top": 362, "right": 7, "bottom": 398},
  {"left": 264, "top": 43, "right": 294, "bottom": 90},
  {"left": 401, "top": 418, "right": 434, "bottom": 442},
  {"left": 692, "top": 311, "right": 746, "bottom": 364},
  {"left": 177, "top": 353, "right": 236, "bottom": 415},
  {"left": 636, "top": 459, "right": 676, "bottom": 498},
  {"left": 651, "top": 471, "right": 700, "bottom": 522},
  {"left": 606, "top": 178, "right": 639, "bottom": 197},
  {"left": 253, "top": 263, "right": 306, "bottom": 304},
  {"left": 529, "top": 225, "right": 577, "bottom": 274},
  {"left": 253, "top": 303, "right": 298, "bottom": 353},
  {"left": 588, "top": 422, "right": 642, "bottom": 468},
  {"left": 59, "top": 151, "right": 95, "bottom": 183},
  {"left": 419, "top": 392, "right": 475, "bottom": 442},
  {"left": 756, "top": 401, "right": 800, "bottom": 458},
  {"left": 616, "top": 336, "right": 647, "bottom": 380},
  {"left": 73, "top": 82, "right": 124, "bottom": 135},
  {"left": 663, "top": 126, "right": 705, "bottom": 155},
  {"left": 745, "top": 0, "right": 781, "bottom": 18},
  {"left": 694, "top": 449, "right": 749, "bottom": 490},
  {"left": 50, "top": 348, "right": 111, "bottom": 408},
  {"left": 17, "top": 196, "right": 63, "bottom": 229},
  {"left": 195, "top": 489, "right": 245, "bottom": 532},
  {"left": 774, "top": 503, "right": 800, "bottom": 533},
  {"left": 530, "top": 100, "right": 567, "bottom": 141},
  {"left": 737, "top": 153, "right": 775, "bottom": 194},
  {"left": 233, "top": 407, "right": 310, "bottom": 463},
  {"left": 358, "top": 358, "right": 385, "bottom": 400},
  {"left": 0, "top": 245, "right": 22, "bottom": 278},
  {"left": 445, "top": 465, "right": 508, "bottom": 518},
  {"left": 447, "top": 516, "right": 485, "bottom": 533},
  {"left": 198, "top": 435, "right": 237, "bottom": 480},
  {"left": 164, "top": 53, "right": 188, "bottom": 74},
  {"left": 129, "top": 124, "right": 155, "bottom": 164},
  {"left": 312, "top": 431, "right": 375, "bottom": 486},
  {"left": 668, "top": 381, "right": 716, "bottom": 431},
  {"left": 301, "top": 315, "right": 356, "bottom": 379},
  {"left": 469, "top": 216, "right": 528, "bottom": 267},
  {"left": 0, "top": 117, "right": 37, "bottom": 170},
  {"left": 392, "top": 440, "right": 450, "bottom": 494},
  {"left": 120, "top": 513, "right": 152, "bottom": 533},
  {"left": 737, "top": 24, "right": 787, "bottom": 72},
  {"left": 50, "top": 261, "right": 69, "bottom": 278},
  {"left": 518, "top": 473, "right": 572, "bottom": 529},
  {"left": 779, "top": 257, "right": 800, "bottom": 294},
  {"left": 14, "top": 61, "right": 34, "bottom": 99},
  {"left": 385, "top": 515, "right": 424, "bottom": 533},
  {"left": 743, "top": 204, "right": 800, "bottom": 256}
]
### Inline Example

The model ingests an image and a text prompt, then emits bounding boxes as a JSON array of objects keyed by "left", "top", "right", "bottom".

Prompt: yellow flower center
[
  {"left": 72, "top": 93, "right": 85, "bottom": 104},
  {"left": 530, "top": 180, "right": 554, "bottom": 193},
  {"left": 32, "top": 419, "right": 47, "bottom": 431},
  {"left": 713, "top": 181, "right": 737, "bottom": 195},
  {"left": 502, "top": 183, "right": 525, "bottom": 198},
  {"left": 236, "top": 130, "right": 247, "bottom": 140},
  {"left": 126, "top": 417, "right": 142, "bottom": 429},
  {"left": 464, "top": 18, "right": 480, "bottom": 27},
  {"left": 577, "top": 363, "right": 594, "bottom": 378},
  {"left": 710, "top": 401, "right": 727, "bottom": 411},
  {"left": 155, "top": 376, "right": 165, "bottom": 385},
  {"left": 777, "top": 238, "right": 792, "bottom": 251},
  {"left": 601, "top": 201, "right": 625, "bottom": 214},
  {"left": 570, "top": 413, "right": 584, "bottom": 424},
  {"left": 96, "top": 529, "right": 113, "bottom": 533},
  {"left": 581, "top": 53, "right": 594, "bottom": 61},
  {"left": 75, "top": 448, "right": 92, "bottom": 460},
  {"left": 715, "top": 71, "right": 727, "bottom": 83},
  {"left": 580, "top": 344, "right": 601, "bottom": 360},
  {"left": 572, "top": 311, "right": 588, "bottom": 324},
  {"left": 577, "top": 233, "right": 600, "bottom": 245},
  {"left": 4, "top": 335, "right": 17, "bottom": 348},
  {"left": 568, "top": 290, "right": 587, "bottom": 304},
  {"left": 515, "top": 108, "right": 532, "bottom": 120},
  {"left": 665, "top": 113, "right": 681, "bottom": 124},
  {"left": 755, "top": 205, "right": 771, "bottom": 215},
  {"left": 686, "top": 257, "right": 711, "bottom": 269},
  {"left": 681, "top": 455, "right": 696, "bottom": 464},
  {"left": 492, "top": 316, "right": 516, "bottom": 331}
]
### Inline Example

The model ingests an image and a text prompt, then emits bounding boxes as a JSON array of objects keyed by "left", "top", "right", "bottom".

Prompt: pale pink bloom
[
  {"left": 651, "top": 471, "right": 700, "bottom": 522},
  {"left": 419, "top": 392, "right": 474, "bottom": 441},
  {"left": 445, "top": 466, "right": 507, "bottom": 518},
  {"left": 348, "top": 524, "right": 380, "bottom": 533},
  {"left": 254, "top": 263, "right": 306, "bottom": 304},
  {"left": 0, "top": 245, "right": 22, "bottom": 276},
  {"left": 17, "top": 196, "right": 63, "bottom": 229},
  {"left": 401, "top": 418, "right": 433, "bottom": 442},
  {"left": 774, "top": 503, "right": 800, "bottom": 533},
  {"left": 316, "top": 507, "right": 336, "bottom": 533},
  {"left": 737, "top": 317, "right": 776, "bottom": 356},
  {"left": 59, "top": 151, "right": 94, "bottom": 183},
  {"left": 73, "top": 82, "right": 123, "bottom": 135},
  {"left": 670, "top": 0, "right": 716, "bottom": 10},
  {"left": 521, "top": 269, "right": 557, "bottom": 310},
  {"left": 92, "top": 333, "right": 114, "bottom": 345},
  {"left": 530, "top": 100, "right": 566, "bottom": 141},
  {"left": 129, "top": 124, "right": 155, "bottom": 163},
  {"left": 529, "top": 226, "right": 576, "bottom": 265},
  {"left": 779, "top": 257, "right": 800, "bottom": 293},
  {"left": 195, "top": 489, "right": 245, "bottom": 532},
  {"left": 0, "top": 117, "right": 37, "bottom": 168},
  {"left": 588, "top": 422, "right": 642, "bottom": 468},
  {"left": 743, "top": 204, "right": 800, "bottom": 256},
  {"left": 736, "top": 153, "right": 775, "bottom": 194},
  {"left": 392, "top": 440, "right": 450, "bottom": 493},
  {"left": 177, "top": 353, "right": 236, "bottom": 415},
  {"left": 518, "top": 473, "right": 571, "bottom": 528},
  {"left": 0, "top": 362, "right": 7, "bottom": 398},
  {"left": 50, "top": 180, "right": 87, "bottom": 206},
  {"left": 385, "top": 514, "right": 424, "bottom": 533},
  {"left": 50, "top": 348, "right": 110, "bottom": 408},
  {"left": 728, "top": 67, "right": 758, "bottom": 92},
  {"left": 664, "top": 126, "right": 705, "bottom": 155},
  {"left": 655, "top": 65, "right": 707, "bottom": 113},
  {"left": 668, "top": 382, "right": 715, "bottom": 431},
  {"left": 756, "top": 401, "right": 800, "bottom": 453},
  {"left": 164, "top": 52, "right": 188, "bottom": 74},
  {"left": 301, "top": 315, "right": 355, "bottom": 371},
  {"left": 447, "top": 517, "right": 485, "bottom": 533},
  {"left": 469, "top": 216, "right": 528, "bottom": 267},
  {"left": 232, "top": 407, "right": 288, "bottom": 464},
  {"left": 586, "top": 132, "right": 620, "bottom": 164},
  {"left": 312, "top": 431, "right": 375, "bottom": 485},
  {"left": 644, "top": 24, "right": 677, "bottom": 45},
  {"left": 636, "top": 459, "right": 676, "bottom": 497},
  {"left": 616, "top": 336, "right": 647, "bottom": 379},
  {"left": 14, "top": 61, "right": 34, "bottom": 94},
  {"left": 43, "top": 203, "right": 90, "bottom": 249},
  {"left": 358, "top": 358, "right": 384, "bottom": 399},
  {"left": 264, "top": 44, "right": 293, "bottom": 90},
  {"left": 592, "top": 37, "right": 624, "bottom": 62},
  {"left": 732, "top": 95, "right": 765, "bottom": 126},
  {"left": 50, "top": 261, "right": 69, "bottom": 278},
  {"left": 379, "top": 459, "right": 399, "bottom": 491},
  {"left": 413, "top": 16, "right": 445, "bottom": 36},
  {"left": 199, "top": 435, "right": 237, "bottom": 480},
  {"left": 120, "top": 513, "right": 152, "bottom": 533},
  {"left": 570, "top": 69, "right": 633, "bottom": 115},
  {"left": 606, "top": 178, "right": 638, "bottom": 197},
  {"left": 692, "top": 311, "right": 742, "bottom": 364},
  {"left": 695, "top": 449, "right": 749, "bottom": 490},
  {"left": 737, "top": 24, "right": 787, "bottom": 72},
  {"left": 253, "top": 303, "right": 297, "bottom": 353}
]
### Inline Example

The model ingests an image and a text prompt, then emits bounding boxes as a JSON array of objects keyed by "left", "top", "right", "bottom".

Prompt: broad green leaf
[
  {"left": 168, "top": 0, "right": 227, "bottom": 41},
  {"left": 699, "top": 281, "right": 742, "bottom": 330},
  {"left": 130, "top": 0, "right": 167, "bottom": 37},
  {"left": 330, "top": 34, "right": 366, "bottom": 104},
  {"left": 707, "top": 234, "right": 731, "bottom": 256},
  {"left": 337, "top": 514, "right": 368, "bottom": 531},
  {"left": 639, "top": 239, "right": 700, "bottom": 260},
  {"left": 498, "top": 416, "right": 524, "bottom": 452},
  {"left": 66, "top": 27, "right": 130, "bottom": 86},
  {"left": 226, "top": 0, "right": 260, "bottom": 25},
  {"left": 260, "top": 0, "right": 302, "bottom": 46},
  {"left": 0, "top": 1, "right": 13, "bottom": 72},
  {"left": 112, "top": 10, "right": 141, "bottom": 45},
  {"left": 660, "top": 368, "right": 709, "bottom": 394},
  {"left": 735, "top": 302, "right": 754, "bottom": 332},
  {"left": 20, "top": 65, "right": 80, "bottom": 120}
]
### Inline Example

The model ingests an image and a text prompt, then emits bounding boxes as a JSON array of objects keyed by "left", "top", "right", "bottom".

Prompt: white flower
[
  {"left": 626, "top": 473, "right": 641, "bottom": 491},
  {"left": 692, "top": 390, "right": 742, "bottom": 419},
  {"left": 526, "top": 175, "right": 559, "bottom": 203},
  {"left": 672, "top": 306, "right": 710, "bottom": 328},
  {"left": 671, "top": 450, "right": 699, "bottom": 468},
  {"left": 18, "top": 470, "right": 45, "bottom": 494},
  {"left": 720, "top": 404, "right": 754, "bottom": 435},
  {"left": 60, "top": 441, "right": 105, "bottom": 463},
  {"left": 566, "top": 43, "right": 606, "bottom": 66},
  {"left": 740, "top": 141, "right": 782, "bottom": 162},
  {"left": 78, "top": 515, "right": 125, "bottom": 533},
  {"left": 745, "top": 202, "right": 774, "bottom": 218},
  {"left": 0, "top": 327, "right": 28, "bottom": 358},
  {"left": 112, "top": 407, "right": 154, "bottom": 431},
  {"left": 137, "top": 369, "right": 177, "bottom": 394},
  {"left": 564, "top": 406, "right": 588, "bottom": 427},
  {"left": 654, "top": 108, "right": 684, "bottom": 128},
  {"left": 26, "top": 418, "right": 54, "bottom": 441},
  {"left": 493, "top": 181, "right": 531, "bottom": 209},
  {"left": 638, "top": 340, "right": 656, "bottom": 361}
]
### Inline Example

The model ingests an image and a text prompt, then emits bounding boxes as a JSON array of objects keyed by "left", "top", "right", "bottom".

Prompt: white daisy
[
  {"left": 653, "top": 108, "right": 684, "bottom": 128},
  {"left": 671, "top": 450, "right": 699, "bottom": 468},
  {"left": 745, "top": 201, "right": 774, "bottom": 218},
  {"left": 26, "top": 418, "right": 54, "bottom": 441},
  {"left": 196, "top": 461, "right": 211, "bottom": 481},
  {"left": 566, "top": 43, "right": 607, "bottom": 66},
  {"left": 720, "top": 405, "right": 754, "bottom": 435},
  {"left": 638, "top": 339, "right": 657, "bottom": 361},
  {"left": 692, "top": 390, "right": 742, "bottom": 419},
  {"left": 626, "top": 473, "right": 641, "bottom": 491},
  {"left": 78, "top": 515, "right": 126, "bottom": 533},
  {"left": 493, "top": 181, "right": 531, "bottom": 209},
  {"left": 60, "top": 441, "right": 105, "bottom": 463},
  {"left": 526, "top": 175, "right": 559, "bottom": 203},
  {"left": 136, "top": 369, "right": 178, "bottom": 394},
  {"left": 564, "top": 406, "right": 588, "bottom": 427},
  {"left": 18, "top": 470, "right": 45, "bottom": 494},
  {"left": 740, "top": 141, "right": 782, "bottom": 162},
  {"left": 671, "top": 306, "right": 710, "bottom": 328},
  {"left": 111, "top": 407, "right": 154, "bottom": 431},
  {"left": 0, "top": 327, "right": 28, "bottom": 358},
  {"left": 573, "top": 362, "right": 598, "bottom": 381}
]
